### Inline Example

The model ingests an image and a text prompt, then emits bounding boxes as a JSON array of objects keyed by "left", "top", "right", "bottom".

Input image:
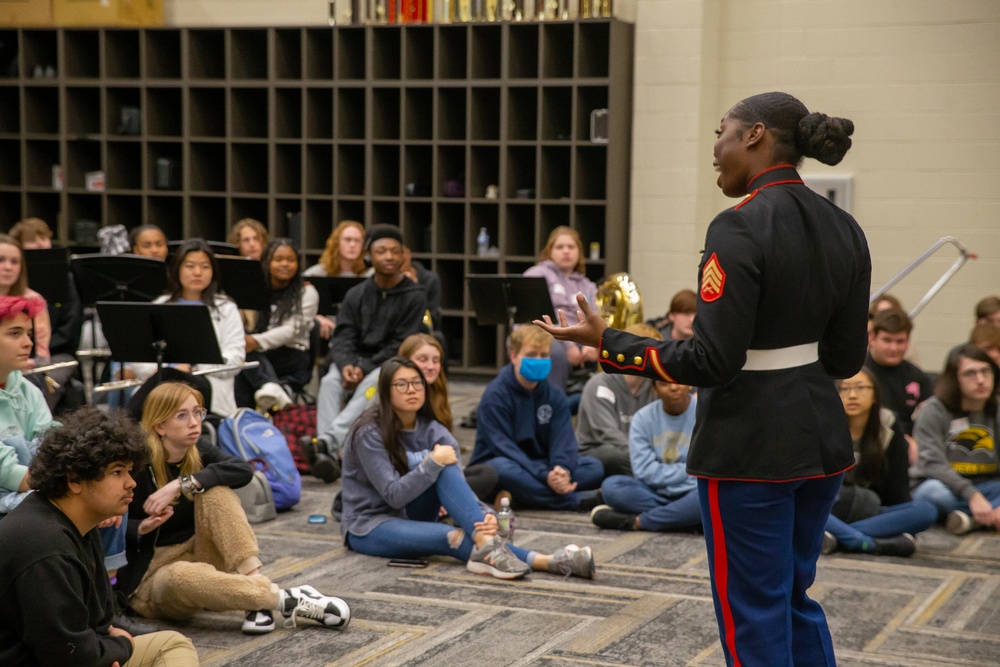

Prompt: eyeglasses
[
  {"left": 172, "top": 408, "right": 208, "bottom": 423},
  {"left": 391, "top": 379, "right": 425, "bottom": 393},
  {"left": 838, "top": 384, "right": 874, "bottom": 396},
  {"left": 959, "top": 368, "right": 993, "bottom": 380}
]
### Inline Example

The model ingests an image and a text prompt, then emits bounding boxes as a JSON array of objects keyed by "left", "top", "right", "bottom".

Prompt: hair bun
[{"left": 795, "top": 112, "right": 855, "bottom": 166}]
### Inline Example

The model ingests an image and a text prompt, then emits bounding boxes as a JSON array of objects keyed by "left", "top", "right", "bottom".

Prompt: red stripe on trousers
[{"left": 708, "top": 479, "right": 741, "bottom": 667}]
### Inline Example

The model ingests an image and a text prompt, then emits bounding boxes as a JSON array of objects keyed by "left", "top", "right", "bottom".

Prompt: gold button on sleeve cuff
[
  {"left": 616, "top": 354, "right": 625, "bottom": 362},
  {"left": 634, "top": 356, "right": 642, "bottom": 365},
  {"left": 601, "top": 350, "right": 609, "bottom": 359}
]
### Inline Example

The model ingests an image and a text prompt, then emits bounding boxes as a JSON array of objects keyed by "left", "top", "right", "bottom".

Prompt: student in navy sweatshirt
[{"left": 470, "top": 325, "right": 603, "bottom": 511}]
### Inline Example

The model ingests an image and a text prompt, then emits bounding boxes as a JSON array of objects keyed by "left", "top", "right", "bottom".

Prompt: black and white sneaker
[
  {"left": 590, "top": 504, "right": 637, "bottom": 531},
  {"left": 279, "top": 585, "right": 351, "bottom": 630},
  {"left": 242, "top": 609, "right": 275, "bottom": 635}
]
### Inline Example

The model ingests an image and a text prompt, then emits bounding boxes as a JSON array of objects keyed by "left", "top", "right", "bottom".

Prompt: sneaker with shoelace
[
  {"left": 279, "top": 585, "right": 351, "bottom": 629},
  {"left": 467, "top": 536, "right": 531, "bottom": 579},
  {"left": 547, "top": 544, "right": 595, "bottom": 579}
]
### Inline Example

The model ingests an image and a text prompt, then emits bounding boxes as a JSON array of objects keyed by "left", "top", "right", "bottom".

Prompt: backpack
[
  {"left": 233, "top": 468, "right": 278, "bottom": 524},
  {"left": 219, "top": 408, "right": 301, "bottom": 510}
]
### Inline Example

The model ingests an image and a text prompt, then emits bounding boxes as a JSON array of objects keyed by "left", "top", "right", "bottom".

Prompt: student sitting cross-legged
[
  {"left": 590, "top": 381, "right": 702, "bottom": 532},
  {"left": 117, "top": 381, "right": 351, "bottom": 636},
  {"left": 819, "top": 367, "right": 936, "bottom": 557},
  {"left": 341, "top": 356, "right": 595, "bottom": 580},
  {"left": 471, "top": 325, "right": 604, "bottom": 511},
  {"left": 0, "top": 407, "right": 199, "bottom": 667}
]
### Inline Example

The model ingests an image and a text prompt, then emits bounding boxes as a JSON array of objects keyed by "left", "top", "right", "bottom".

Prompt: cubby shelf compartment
[{"left": 0, "top": 21, "right": 634, "bottom": 374}]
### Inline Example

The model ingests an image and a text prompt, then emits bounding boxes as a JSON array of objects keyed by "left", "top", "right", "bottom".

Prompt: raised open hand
[{"left": 533, "top": 292, "right": 607, "bottom": 349}]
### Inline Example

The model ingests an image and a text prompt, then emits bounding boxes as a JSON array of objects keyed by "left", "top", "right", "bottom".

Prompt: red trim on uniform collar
[{"left": 745, "top": 164, "right": 796, "bottom": 189}]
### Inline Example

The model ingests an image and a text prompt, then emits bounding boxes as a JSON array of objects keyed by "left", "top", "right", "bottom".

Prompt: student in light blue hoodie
[
  {"left": 0, "top": 295, "right": 56, "bottom": 511},
  {"left": 590, "top": 381, "right": 702, "bottom": 532}
]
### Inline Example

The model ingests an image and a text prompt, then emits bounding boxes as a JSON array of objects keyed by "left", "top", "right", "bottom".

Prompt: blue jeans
[
  {"left": 346, "top": 464, "right": 536, "bottom": 565},
  {"left": 102, "top": 513, "right": 128, "bottom": 571},
  {"left": 601, "top": 475, "right": 701, "bottom": 531},
  {"left": 316, "top": 365, "right": 381, "bottom": 451},
  {"left": 482, "top": 455, "right": 604, "bottom": 510},
  {"left": 699, "top": 474, "right": 842, "bottom": 667},
  {"left": 912, "top": 478, "right": 1000, "bottom": 519},
  {"left": 825, "top": 501, "right": 937, "bottom": 552}
]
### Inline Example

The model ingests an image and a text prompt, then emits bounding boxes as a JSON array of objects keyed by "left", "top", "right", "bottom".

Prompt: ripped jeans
[{"left": 346, "top": 464, "right": 536, "bottom": 565}]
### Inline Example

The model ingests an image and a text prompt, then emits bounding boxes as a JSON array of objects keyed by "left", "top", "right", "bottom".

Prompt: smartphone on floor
[{"left": 387, "top": 558, "right": 429, "bottom": 568}]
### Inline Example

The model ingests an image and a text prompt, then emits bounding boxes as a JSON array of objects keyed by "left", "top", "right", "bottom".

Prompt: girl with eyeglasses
[
  {"left": 340, "top": 356, "right": 595, "bottom": 580},
  {"left": 117, "top": 382, "right": 351, "bottom": 635},
  {"left": 821, "top": 368, "right": 937, "bottom": 556},
  {"left": 911, "top": 345, "right": 1000, "bottom": 535}
]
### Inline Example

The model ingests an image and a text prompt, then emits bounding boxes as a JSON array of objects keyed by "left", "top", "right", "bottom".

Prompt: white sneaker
[
  {"left": 946, "top": 510, "right": 980, "bottom": 536},
  {"left": 242, "top": 609, "right": 275, "bottom": 635},
  {"left": 279, "top": 585, "right": 351, "bottom": 629},
  {"left": 255, "top": 382, "right": 293, "bottom": 414}
]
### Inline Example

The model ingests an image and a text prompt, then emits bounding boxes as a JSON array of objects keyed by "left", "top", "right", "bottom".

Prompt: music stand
[
  {"left": 308, "top": 276, "right": 366, "bottom": 317},
  {"left": 167, "top": 240, "right": 240, "bottom": 257},
  {"left": 467, "top": 275, "right": 554, "bottom": 333},
  {"left": 70, "top": 254, "right": 167, "bottom": 305},
  {"left": 216, "top": 256, "right": 270, "bottom": 311},
  {"left": 96, "top": 302, "right": 224, "bottom": 372},
  {"left": 24, "top": 247, "right": 70, "bottom": 304}
]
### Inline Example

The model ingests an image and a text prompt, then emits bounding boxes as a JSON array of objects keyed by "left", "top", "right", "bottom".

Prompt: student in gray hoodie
[{"left": 911, "top": 345, "right": 1000, "bottom": 535}]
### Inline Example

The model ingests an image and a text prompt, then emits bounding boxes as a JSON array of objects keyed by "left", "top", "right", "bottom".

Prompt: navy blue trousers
[{"left": 699, "top": 473, "right": 843, "bottom": 667}]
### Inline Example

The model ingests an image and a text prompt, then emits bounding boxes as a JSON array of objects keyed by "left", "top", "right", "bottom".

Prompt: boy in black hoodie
[{"left": 307, "top": 225, "right": 426, "bottom": 481}]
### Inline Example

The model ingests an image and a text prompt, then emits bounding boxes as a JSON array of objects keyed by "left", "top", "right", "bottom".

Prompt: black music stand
[
  {"left": 167, "top": 240, "right": 240, "bottom": 257},
  {"left": 70, "top": 254, "right": 167, "bottom": 305},
  {"left": 309, "top": 276, "right": 366, "bottom": 317},
  {"left": 216, "top": 256, "right": 269, "bottom": 311},
  {"left": 24, "top": 247, "right": 70, "bottom": 304},
  {"left": 96, "top": 302, "right": 224, "bottom": 372},
  {"left": 467, "top": 275, "right": 554, "bottom": 333}
]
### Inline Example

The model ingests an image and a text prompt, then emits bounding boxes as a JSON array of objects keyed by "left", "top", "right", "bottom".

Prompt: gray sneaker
[
  {"left": 821, "top": 531, "right": 838, "bottom": 555},
  {"left": 467, "top": 537, "right": 531, "bottom": 580},
  {"left": 946, "top": 510, "right": 980, "bottom": 535},
  {"left": 548, "top": 544, "right": 595, "bottom": 579}
]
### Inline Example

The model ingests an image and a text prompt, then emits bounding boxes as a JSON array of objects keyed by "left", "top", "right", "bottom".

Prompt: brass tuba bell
[{"left": 596, "top": 272, "right": 644, "bottom": 330}]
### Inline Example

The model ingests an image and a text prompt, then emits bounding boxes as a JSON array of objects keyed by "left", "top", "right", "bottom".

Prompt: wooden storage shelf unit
[{"left": 0, "top": 20, "right": 633, "bottom": 373}]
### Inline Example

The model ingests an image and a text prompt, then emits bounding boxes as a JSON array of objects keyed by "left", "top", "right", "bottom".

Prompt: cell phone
[
  {"left": 387, "top": 558, "right": 429, "bottom": 568},
  {"left": 307, "top": 514, "right": 327, "bottom": 524}
]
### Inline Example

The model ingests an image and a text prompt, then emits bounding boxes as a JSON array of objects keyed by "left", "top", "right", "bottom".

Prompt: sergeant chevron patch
[{"left": 700, "top": 252, "right": 726, "bottom": 302}]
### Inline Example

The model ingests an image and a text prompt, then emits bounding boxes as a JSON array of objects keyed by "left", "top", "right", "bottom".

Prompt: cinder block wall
[{"left": 165, "top": 0, "right": 1000, "bottom": 371}]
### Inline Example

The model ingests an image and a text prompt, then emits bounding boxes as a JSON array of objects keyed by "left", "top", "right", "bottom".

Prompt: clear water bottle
[
  {"left": 477, "top": 227, "right": 490, "bottom": 257},
  {"left": 496, "top": 497, "right": 515, "bottom": 543}
]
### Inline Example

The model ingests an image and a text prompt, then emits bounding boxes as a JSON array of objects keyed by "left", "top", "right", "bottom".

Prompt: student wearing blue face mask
[{"left": 470, "top": 325, "right": 604, "bottom": 511}]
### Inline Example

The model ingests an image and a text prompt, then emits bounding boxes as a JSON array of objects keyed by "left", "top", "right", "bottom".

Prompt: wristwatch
[{"left": 179, "top": 475, "right": 204, "bottom": 498}]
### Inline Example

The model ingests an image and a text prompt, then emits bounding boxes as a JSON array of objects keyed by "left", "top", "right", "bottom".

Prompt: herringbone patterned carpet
[{"left": 169, "top": 381, "right": 1000, "bottom": 666}]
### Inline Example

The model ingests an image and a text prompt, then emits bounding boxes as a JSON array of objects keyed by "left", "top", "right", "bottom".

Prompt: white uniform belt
[{"left": 742, "top": 343, "right": 819, "bottom": 372}]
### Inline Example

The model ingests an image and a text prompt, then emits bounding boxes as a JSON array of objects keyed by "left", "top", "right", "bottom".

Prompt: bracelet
[{"left": 179, "top": 475, "right": 204, "bottom": 498}]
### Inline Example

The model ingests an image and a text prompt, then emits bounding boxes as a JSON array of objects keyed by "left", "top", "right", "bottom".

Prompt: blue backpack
[{"left": 218, "top": 408, "right": 301, "bottom": 510}]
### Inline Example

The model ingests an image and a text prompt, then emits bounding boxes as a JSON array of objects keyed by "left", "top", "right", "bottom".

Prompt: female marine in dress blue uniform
[{"left": 537, "top": 92, "right": 870, "bottom": 666}]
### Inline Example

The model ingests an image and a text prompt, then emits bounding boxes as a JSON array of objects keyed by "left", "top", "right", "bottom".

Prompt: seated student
[
  {"left": 523, "top": 226, "right": 598, "bottom": 393},
  {"left": 316, "top": 333, "right": 499, "bottom": 502},
  {"left": 118, "top": 382, "right": 351, "bottom": 635},
  {"left": 0, "top": 295, "right": 56, "bottom": 514},
  {"left": 911, "top": 345, "right": 1000, "bottom": 534},
  {"left": 309, "top": 225, "right": 425, "bottom": 474},
  {"left": 590, "top": 380, "right": 701, "bottom": 532},
  {"left": 646, "top": 289, "right": 697, "bottom": 342},
  {"left": 303, "top": 220, "right": 370, "bottom": 342},
  {"left": 0, "top": 407, "right": 198, "bottom": 667},
  {"left": 235, "top": 239, "right": 318, "bottom": 412},
  {"left": 576, "top": 323, "right": 661, "bottom": 477},
  {"left": 866, "top": 308, "right": 933, "bottom": 460},
  {"left": 130, "top": 224, "right": 169, "bottom": 262},
  {"left": 0, "top": 234, "right": 50, "bottom": 364},
  {"left": 128, "top": 239, "right": 245, "bottom": 417},
  {"left": 970, "top": 322, "right": 1000, "bottom": 367},
  {"left": 470, "top": 325, "right": 604, "bottom": 511},
  {"left": 821, "top": 368, "right": 936, "bottom": 556},
  {"left": 341, "top": 356, "right": 595, "bottom": 580},
  {"left": 10, "top": 218, "right": 85, "bottom": 415},
  {"left": 229, "top": 218, "right": 269, "bottom": 261}
]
